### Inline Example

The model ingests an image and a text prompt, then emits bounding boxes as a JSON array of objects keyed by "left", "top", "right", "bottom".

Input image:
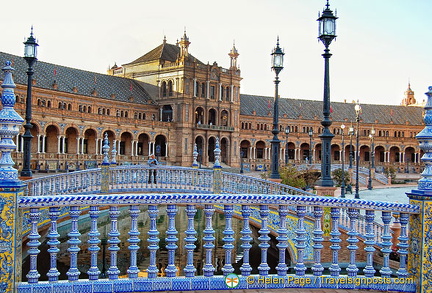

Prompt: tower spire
[
  {"left": 228, "top": 40, "right": 239, "bottom": 69},
  {"left": 178, "top": 28, "right": 190, "bottom": 60}
]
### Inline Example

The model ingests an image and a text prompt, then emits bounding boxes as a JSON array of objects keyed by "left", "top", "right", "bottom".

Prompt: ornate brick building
[{"left": 0, "top": 32, "right": 424, "bottom": 174}]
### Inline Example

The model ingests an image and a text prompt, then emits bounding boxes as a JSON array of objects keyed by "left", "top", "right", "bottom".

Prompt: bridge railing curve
[{"left": 24, "top": 166, "right": 316, "bottom": 197}]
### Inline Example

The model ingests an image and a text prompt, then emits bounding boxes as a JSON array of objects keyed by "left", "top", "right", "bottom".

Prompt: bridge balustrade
[{"left": 17, "top": 192, "right": 418, "bottom": 292}]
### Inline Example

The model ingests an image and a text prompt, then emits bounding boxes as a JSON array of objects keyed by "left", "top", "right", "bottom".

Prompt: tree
[
  {"left": 279, "top": 165, "right": 307, "bottom": 189},
  {"left": 332, "top": 168, "right": 351, "bottom": 187}
]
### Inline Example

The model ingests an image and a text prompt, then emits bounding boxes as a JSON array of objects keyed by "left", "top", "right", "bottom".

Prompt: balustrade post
[
  {"left": 363, "top": 210, "right": 376, "bottom": 277},
  {"left": 47, "top": 207, "right": 61, "bottom": 282},
  {"left": 87, "top": 206, "right": 101, "bottom": 280},
  {"left": 0, "top": 61, "right": 26, "bottom": 292},
  {"left": 346, "top": 208, "right": 359, "bottom": 276},
  {"left": 106, "top": 206, "right": 121, "bottom": 280},
  {"left": 312, "top": 206, "right": 324, "bottom": 276},
  {"left": 203, "top": 204, "right": 216, "bottom": 277},
  {"left": 184, "top": 205, "right": 197, "bottom": 277},
  {"left": 222, "top": 205, "right": 235, "bottom": 275},
  {"left": 258, "top": 205, "right": 270, "bottom": 275},
  {"left": 294, "top": 205, "right": 307, "bottom": 276},
  {"left": 212, "top": 137, "right": 222, "bottom": 193},
  {"left": 276, "top": 205, "right": 289, "bottom": 276},
  {"left": 147, "top": 205, "right": 160, "bottom": 278},
  {"left": 165, "top": 204, "right": 178, "bottom": 277},
  {"left": 406, "top": 86, "right": 432, "bottom": 293},
  {"left": 240, "top": 205, "right": 253, "bottom": 276},
  {"left": 101, "top": 133, "right": 110, "bottom": 193},
  {"left": 66, "top": 206, "right": 82, "bottom": 281},
  {"left": 329, "top": 207, "right": 341, "bottom": 276},
  {"left": 127, "top": 205, "right": 140, "bottom": 278}
]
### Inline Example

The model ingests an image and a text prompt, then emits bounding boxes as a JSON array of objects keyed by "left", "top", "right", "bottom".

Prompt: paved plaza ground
[{"left": 336, "top": 185, "right": 415, "bottom": 204}]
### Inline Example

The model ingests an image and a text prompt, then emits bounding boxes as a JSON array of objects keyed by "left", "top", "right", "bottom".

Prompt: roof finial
[{"left": 326, "top": 0, "right": 330, "bottom": 9}]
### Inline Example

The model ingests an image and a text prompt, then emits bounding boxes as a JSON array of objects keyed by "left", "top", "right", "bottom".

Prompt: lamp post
[
  {"left": 269, "top": 38, "right": 284, "bottom": 180},
  {"left": 285, "top": 126, "right": 290, "bottom": 165},
  {"left": 340, "top": 124, "right": 346, "bottom": 198},
  {"left": 348, "top": 123, "right": 354, "bottom": 169},
  {"left": 308, "top": 129, "right": 313, "bottom": 164},
  {"left": 21, "top": 28, "right": 38, "bottom": 178},
  {"left": 354, "top": 101, "right": 361, "bottom": 199},
  {"left": 317, "top": 0, "right": 337, "bottom": 187},
  {"left": 367, "top": 127, "right": 375, "bottom": 190}
]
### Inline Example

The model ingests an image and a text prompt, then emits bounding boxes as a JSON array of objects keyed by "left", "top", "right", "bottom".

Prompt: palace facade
[{"left": 0, "top": 32, "right": 424, "bottom": 174}]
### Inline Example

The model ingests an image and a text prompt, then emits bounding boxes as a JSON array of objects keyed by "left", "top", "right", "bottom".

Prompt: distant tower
[
  {"left": 228, "top": 42, "right": 239, "bottom": 70},
  {"left": 401, "top": 83, "right": 416, "bottom": 106},
  {"left": 178, "top": 30, "right": 190, "bottom": 59}
]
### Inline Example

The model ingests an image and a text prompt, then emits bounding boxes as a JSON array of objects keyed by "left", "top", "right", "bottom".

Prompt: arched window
[
  {"left": 47, "top": 101, "right": 51, "bottom": 108},
  {"left": 107, "top": 109, "right": 110, "bottom": 115},
  {"left": 194, "top": 81, "right": 199, "bottom": 97},
  {"left": 226, "top": 87, "right": 230, "bottom": 101},
  {"left": 201, "top": 83, "right": 206, "bottom": 98},
  {"left": 68, "top": 104, "right": 72, "bottom": 111},
  {"left": 88, "top": 106, "right": 91, "bottom": 113},
  {"left": 168, "top": 80, "right": 173, "bottom": 97},
  {"left": 161, "top": 81, "right": 167, "bottom": 97}
]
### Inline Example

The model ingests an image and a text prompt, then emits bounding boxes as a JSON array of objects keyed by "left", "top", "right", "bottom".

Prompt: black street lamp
[
  {"left": 317, "top": 0, "right": 337, "bottom": 187},
  {"left": 269, "top": 38, "right": 284, "bottom": 179},
  {"left": 308, "top": 129, "right": 313, "bottom": 164},
  {"left": 285, "top": 126, "right": 290, "bottom": 165},
  {"left": 367, "top": 127, "right": 376, "bottom": 190},
  {"left": 21, "top": 28, "right": 38, "bottom": 178},
  {"left": 340, "top": 124, "right": 346, "bottom": 198},
  {"left": 348, "top": 123, "right": 354, "bottom": 169},
  {"left": 354, "top": 102, "right": 361, "bottom": 199}
]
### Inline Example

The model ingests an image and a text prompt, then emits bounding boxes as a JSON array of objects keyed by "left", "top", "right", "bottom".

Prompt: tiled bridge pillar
[
  {"left": 407, "top": 86, "right": 432, "bottom": 293},
  {"left": 0, "top": 62, "right": 25, "bottom": 292}
]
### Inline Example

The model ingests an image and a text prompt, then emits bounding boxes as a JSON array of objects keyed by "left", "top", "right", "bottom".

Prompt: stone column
[
  {"left": 61, "top": 136, "right": 65, "bottom": 154},
  {"left": 0, "top": 61, "right": 25, "bottom": 292},
  {"left": 41, "top": 135, "right": 46, "bottom": 153},
  {"left": 36, "top": 134, "right": 41, "bottom": 153},
  {"left": 57, "top": 136, "right": 61, "bottom": 154}
]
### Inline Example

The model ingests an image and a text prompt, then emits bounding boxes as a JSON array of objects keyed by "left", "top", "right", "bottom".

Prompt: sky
[{"left": 2, "top": 0, "right": 432, "bottom": 106}]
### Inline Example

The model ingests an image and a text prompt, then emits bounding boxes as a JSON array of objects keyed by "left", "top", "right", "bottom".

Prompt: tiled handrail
[{"left": 24, "top": 166, "right": 315, "bottom": 197}]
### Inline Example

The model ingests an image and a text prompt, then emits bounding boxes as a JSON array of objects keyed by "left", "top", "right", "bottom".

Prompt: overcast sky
[{"left": 3, "top": 0, "right": 432, "bottom": 106}]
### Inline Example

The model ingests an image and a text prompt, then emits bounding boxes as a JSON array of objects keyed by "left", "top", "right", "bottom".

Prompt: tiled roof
[
  {"left": 240, "top": 94, "right": 424, "bottom": 126},
  {"left": 0, "top": 52, "right": 155, "bottom": 105},
  {"left": 124, "top": 42, "right": 204, "bottom": 65}
]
